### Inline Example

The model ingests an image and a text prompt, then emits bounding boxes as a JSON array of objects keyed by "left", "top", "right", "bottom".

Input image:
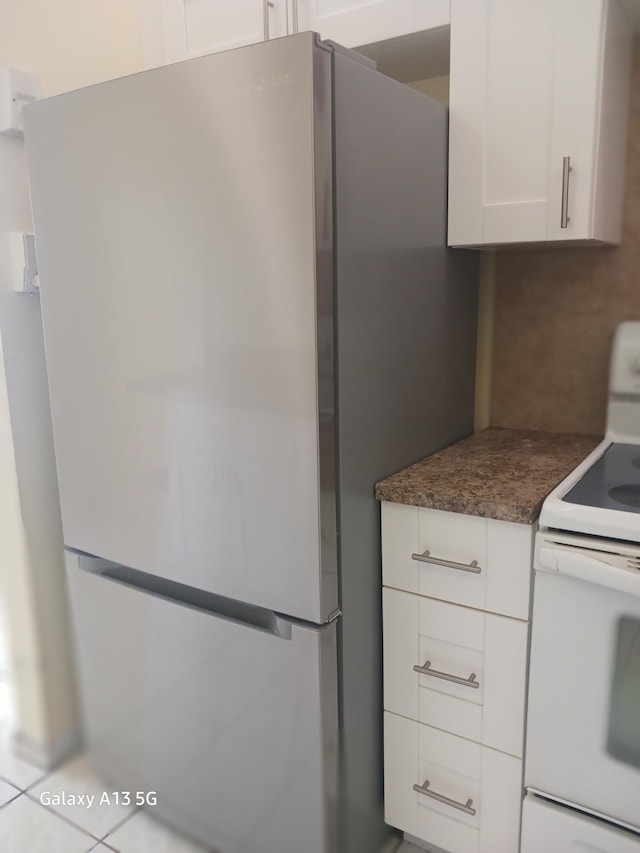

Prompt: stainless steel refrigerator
[{"left": 24, "top": 32, "right": 478, "bottom": 853}]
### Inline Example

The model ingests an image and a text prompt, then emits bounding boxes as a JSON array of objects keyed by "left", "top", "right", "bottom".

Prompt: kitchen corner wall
[
  {"left": 0, "top": 136, "right": 79, "bottom": 764},
  {"left": 0, "top": 0, "right": 144, "bottom": 97},
  {"left": 490, "top": 37, "right": 640, "bottom": 437},
  {"left": 0, "top": 0, "right": 145, "bottom": 763}
]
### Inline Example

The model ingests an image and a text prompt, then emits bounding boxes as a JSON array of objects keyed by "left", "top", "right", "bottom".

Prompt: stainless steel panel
[
  {"left": 75, "top": 552, "right": 295, "bottom": 637},
  {"left": 66, "top": 551, "right": 338, "bottom": 853},
  {"left": 25, "top": 33, "right": 337, "bottom": 623},
  {"left": 312, "top": 37, "right": 339, "bottom": 631},
  {"left": 331, "top": 50, "right": 478, "bottom": 852}
]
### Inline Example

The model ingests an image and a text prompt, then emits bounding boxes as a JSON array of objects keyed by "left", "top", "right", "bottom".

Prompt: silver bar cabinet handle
[
  {"left": 413, "top": 779, "right": 476, "bottom": 816},
  {"left": 413, "top": 660, "right": 480, "bottom": 689},
  {"left": 561, "top": 155, "right": 571, "bottom": 228},
  {"left": 263, "top": 0, "right": 275, "bottom": 40},
  {"left": 411, "top": 549, "right": 481, "bottom": 574},
  {"left": 292, "top": 0, "right": 299, "bottom": 33}
]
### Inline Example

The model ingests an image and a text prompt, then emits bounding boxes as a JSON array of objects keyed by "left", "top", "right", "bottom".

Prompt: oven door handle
[{"left": 538, "top": 547, "right": 640, "bottom": 597}]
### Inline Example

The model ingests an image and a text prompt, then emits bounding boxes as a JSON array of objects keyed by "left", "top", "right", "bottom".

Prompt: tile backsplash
[{"left": 490, "top": 38, "right": 640, "bottom": 437}]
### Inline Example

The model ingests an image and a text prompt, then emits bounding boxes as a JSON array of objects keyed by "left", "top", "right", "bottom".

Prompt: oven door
[
  {"left": 522, "top": 793, "right": 640, "bottom": 853},
  {"left": 525, "top": 531, "right": 640, "bottom": 832}
]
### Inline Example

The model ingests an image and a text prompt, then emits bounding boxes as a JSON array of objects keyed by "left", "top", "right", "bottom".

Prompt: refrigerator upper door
[{"left": 25, "top": 33, "right": 337, "bottom": 623}]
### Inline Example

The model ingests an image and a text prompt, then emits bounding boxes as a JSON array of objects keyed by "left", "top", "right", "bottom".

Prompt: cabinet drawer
[
  {"left": 381, "top": 502, "right": 533, "bottom": 619},
  {"left": 384, "top": 711, "right": 522, "bottom": 853},
  {"left": 383, "top": 588, "right": 527, "bottom": 757}
]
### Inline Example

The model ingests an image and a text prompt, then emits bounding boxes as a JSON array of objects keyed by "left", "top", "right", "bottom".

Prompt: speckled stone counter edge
[{"left": 375, "top": 428, "right": 602, "bottom": 525}]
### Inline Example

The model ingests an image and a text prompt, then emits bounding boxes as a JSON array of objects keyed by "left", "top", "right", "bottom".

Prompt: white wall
[
  {"left": 0, "top": 134, "right": 77, "bottom": 762},
  {"left": 0, "top": 0, "right": 145, "bottom": 763},
  {"left": 0, "top": 0, "right": 145, "bottom": 96}
]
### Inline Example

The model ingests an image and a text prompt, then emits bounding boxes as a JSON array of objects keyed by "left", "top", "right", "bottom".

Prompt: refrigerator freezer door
[
  {"left": 66, "top": 552, "right": 338, "bottom": 853},
  {"left": 25, "top": 33, "right": 336, "bottom": 623}
]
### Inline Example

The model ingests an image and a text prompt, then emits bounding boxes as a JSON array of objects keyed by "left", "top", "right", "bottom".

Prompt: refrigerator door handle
[{"left": 73, "top": 551, "right": 293, "bottom": 639}]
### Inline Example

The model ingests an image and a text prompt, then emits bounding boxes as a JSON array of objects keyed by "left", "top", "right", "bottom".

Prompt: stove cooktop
[
  {"left": 541, "top": 322, "right": 640, "bottom": 540},
  {"left": 563, "top": 443, "right": 640, "bottom": 514}
]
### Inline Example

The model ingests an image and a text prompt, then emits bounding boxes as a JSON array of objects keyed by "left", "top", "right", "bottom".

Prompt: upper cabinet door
[
  {"left": 448, "top": 0, "right": 632, "bottom": 247},
  {"left": 143, "top": 0, "right": 451, "bottom": 67},
  {"left": 292, "top": 1, "right": 449, "bottom": 47},
  {"left": 147, "top": 0, "right": 289, "bottom": 64},
  {"left": 546, "top": 0, "right": 631, "bottom": 243}
]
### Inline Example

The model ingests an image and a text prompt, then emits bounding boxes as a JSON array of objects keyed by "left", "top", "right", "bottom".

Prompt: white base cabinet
[
  {"left": 385, "top": 712, "right": 522, "bottom": 853},
  {"left": 448, "top": 0, "right": 633, "bottom": 247},
  {"left": 383, "top": 588, "right": 528, "bottom": 758},
  {"left": 382, "top": 502, "right": 532, "bottom": 620},
  {"left": 382, "top": 501, "right": 534, "bottom": 852}
]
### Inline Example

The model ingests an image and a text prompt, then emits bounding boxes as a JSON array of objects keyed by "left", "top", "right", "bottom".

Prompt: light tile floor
[{"left": 0, "top": 600, "right": 422, "bottom": 852}]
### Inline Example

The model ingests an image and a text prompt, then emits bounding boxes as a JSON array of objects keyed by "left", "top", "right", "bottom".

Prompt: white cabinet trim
[{"left": 140, "top": 0, "right": 188, "bottom": 67}]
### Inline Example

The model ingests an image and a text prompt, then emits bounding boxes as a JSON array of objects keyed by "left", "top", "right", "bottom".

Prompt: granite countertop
[{"left": 375, "top": 427, "right": 602, "bottom": 524}]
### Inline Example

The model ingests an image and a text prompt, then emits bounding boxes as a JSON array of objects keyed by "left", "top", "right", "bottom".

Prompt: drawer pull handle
[
  {"left": 413, "top": 660, "right": 480, "bottom": 689},
  {"left": 411, "top": 550, "right": 481, "bottom": 574},
  {"left": 413, "top": 779, "right": 476, "bottom": 816}
]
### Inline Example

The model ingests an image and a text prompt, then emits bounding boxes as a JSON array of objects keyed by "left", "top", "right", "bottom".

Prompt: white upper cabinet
[
  {"left": 143, "top": 0, "right": 451, "bottom": 66},
  {"left": 448, "top": 0, "right": 633, "bottom": 247},
  {"left": 295, "top": 1, "right": 449, "bottom": 47},
  {"left": 146, "top": 0, "right": 289, "bottom": 64}
]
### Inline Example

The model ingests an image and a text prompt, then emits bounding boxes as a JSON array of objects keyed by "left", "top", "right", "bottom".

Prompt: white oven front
[{"left": 524, "top": 530, "right": 640, "bottom": 833}]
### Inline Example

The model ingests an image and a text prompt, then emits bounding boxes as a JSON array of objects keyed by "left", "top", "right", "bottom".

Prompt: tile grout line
[
  {"left": 22, "top": 790, "right": 104, "bottom": 844},
  {"left": 97, "top": 804, "right": 142, "bottom": 843},
  {"left": 1, "top": 790, "right": 116, "bottom": 850},
  {"left": 12, "top": 751, "right": 139, "bottom": 843},
  {"left": 23, "top": 771, "right": 54, "bottom": 792},
  {"left": 0, "top": 777, "right": 26, "bottom": 793},
  {"left": 0, "top": 769, "right": 52, "bottom": 794},
  {"left": 0, "top": 720, "right": 52, "bottom": 793},
  {"left": 0, "top": 785, "right": 23, "bottom": 810}
]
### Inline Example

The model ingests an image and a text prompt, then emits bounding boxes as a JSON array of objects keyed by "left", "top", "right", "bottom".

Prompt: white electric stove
[
  {"left": 540, "top": 320, "right": 640, "bottom": 539},
  {"left": 522, "top": 322, "right": 640, "bottom": 853}
]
